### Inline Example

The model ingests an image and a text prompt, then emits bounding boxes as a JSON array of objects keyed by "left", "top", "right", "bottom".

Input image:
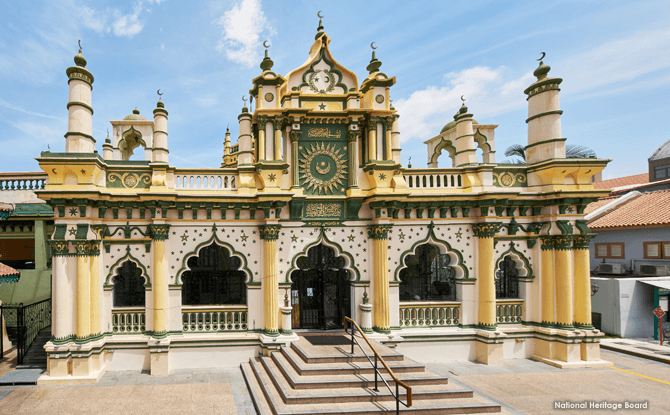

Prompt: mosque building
[{"left": 35, "top": 19, "right": 610, "bottom": 381}]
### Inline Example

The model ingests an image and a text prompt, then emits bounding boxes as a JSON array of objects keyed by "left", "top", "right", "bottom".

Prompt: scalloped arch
[
  {"left": 105, "top": 245, "right": 151, "bottom": 288},
  {"left": 494, "top": 241, "right": 533, "bottom": 279},
  {"left": 174, "top": 231, "right": 252, "bottom": 286},
  {"left": 284, "top": 229, "right": 361, "bottom": 284},
  {"left": 394, "top": 226, "right": 468, "bottom": 282},
  {"left": 430, "top": 138, "right": 456, "bottom": 167}
]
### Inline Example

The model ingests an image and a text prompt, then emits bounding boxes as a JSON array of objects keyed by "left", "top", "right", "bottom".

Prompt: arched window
[
  {"left": 400, "top": 244, "right": 456, "bottom": 302},
  {"left": 182, "top": 243, "right": 247, "bottom": 305},
  {"left": 496, "top": 256, "right": 519, "bottom": 298},
  {"left": 113, "top": 261, "right": 146, "bottom": 307}
]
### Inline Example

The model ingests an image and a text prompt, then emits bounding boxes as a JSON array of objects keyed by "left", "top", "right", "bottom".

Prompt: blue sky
[{"left": 1, "top": 0, "right": 669, "bottom": 179}]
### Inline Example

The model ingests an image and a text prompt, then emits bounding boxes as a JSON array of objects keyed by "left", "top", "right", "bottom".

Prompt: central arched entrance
[{"left": 290, "top": 243, "right": 351, "bottom": 330}]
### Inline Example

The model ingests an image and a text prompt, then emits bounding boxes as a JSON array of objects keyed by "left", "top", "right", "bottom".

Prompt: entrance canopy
[{"left": 638, "top": 278, "right": 670, "bottom": 290}]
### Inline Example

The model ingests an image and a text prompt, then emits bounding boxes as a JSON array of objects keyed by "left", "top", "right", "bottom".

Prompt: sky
[{"left": 1, "top": 0, "right": 669, "bottom": 179}]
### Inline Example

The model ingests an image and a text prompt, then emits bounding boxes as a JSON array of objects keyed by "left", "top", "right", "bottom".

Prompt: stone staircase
[{"left": 241, "top": 334, "right": 502, "bottom": 414}]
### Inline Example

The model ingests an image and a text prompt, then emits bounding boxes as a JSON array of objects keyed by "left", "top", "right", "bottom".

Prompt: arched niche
[
  {"left": 429, "top": 138, "right": 456, "bottom": 168},
  {"left": 111, "top": 260, "right": 149, "bottom": 307},
  {"left": 474, "top": 129, "right": 495, "bottom": 164},
  {"left": 119, "top": 126, "right": 147, "bottom": 160},
  {"left": 285, "top": 230, "right": 361, "bottom": 284}
]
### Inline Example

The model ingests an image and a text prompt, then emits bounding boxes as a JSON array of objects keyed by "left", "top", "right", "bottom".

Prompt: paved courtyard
[{"left": 0, "top": 349, "right": 667, "bottom": 414}]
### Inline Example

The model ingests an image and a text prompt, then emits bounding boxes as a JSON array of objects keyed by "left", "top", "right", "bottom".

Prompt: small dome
[
  {"left": 123, "top": 107, "right": 146, "bottom": 121},
  {"left": 440, "top": 119, "right": 478, "bottom": 134},
  {"left": 650, "top": 139, "right": 670, "bottom": 161}
]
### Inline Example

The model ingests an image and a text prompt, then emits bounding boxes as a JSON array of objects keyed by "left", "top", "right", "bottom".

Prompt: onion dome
[
  {"left": 366, "top": 51, "right": 382, "bottom": 74},
  {"left": 534, "top": 60, "right": 551, "bottom": 80},
  {"left": 260, "top": 49, "right": 274, "bottom": 71},
  {"left": 123, "top": 108, "right": 147, "bottom": 121},
  {"left": 156, "top": 98, "right": 165, "bottom": 108},
  {"left": 440, "top": 119, "right": 478, "bottom": 134},
  {"left": 74, "top": 48, "right": 87, "bottom": 67},
  {"left": 650, "top": 139, "right": 670, "bottom": 161}
]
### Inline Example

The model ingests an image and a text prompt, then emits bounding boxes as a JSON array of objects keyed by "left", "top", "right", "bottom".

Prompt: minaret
[
  {"left": 453, "top": 102, "right": 477, "bottom": 167},
  {"left": 236, "top": 101, "right": 256, "bottom": 193},
  {"left": 524, "top": 55, "right": 565, "bottom": 164},
  {"left": 102, "top": 130, "right": 113, "bottom": 160},
  {"left": 65, "top": 42, "right": 95, "bottom": 153},
  {"left": 152, "top": 95, "right": 168, "bottom": 164},
  {"left": 223, "top": 127, "right": 231, "bottom": 160}
]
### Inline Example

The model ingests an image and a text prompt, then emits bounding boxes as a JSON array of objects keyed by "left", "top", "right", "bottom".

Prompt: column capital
[
  {"left": 367, "top": 224, "right": 392, "bottom": 240},
  {"left": 347, "top": 130, "right": 361, "bottom": 143},
  {"left": 90, "top": 224, "right": 107, "bottom": 239},
  {"left": 72, "top": 240, "right": 91, "bottom": 256},
  {"left": 258, "top": 224, "right": 282, "bottom": 240},
  {"left": 256, "top": 114, "right": 268, "bottom": 124},
  {"left": 88, "top": 241, "right": 100, "bottom": 256},
  {"left": 273, "top": 115, "right": 284, "bottom": 128},
  {"left": 368, "top": 115, "right": 381, "bottom": 124},
  {"left": 573, "top": 234, "right": 595, "bottom": 250},
  {"left": 148, "top": 224, "right": 171, "bottom": 240},
  {"left": 553, "top": 235, "right": 574, "bottom": 251},
  {"left": 290, "top": 130, "right": 301, "bottom": 142},
  {"left": 540, "top": 235, "right": 554, "bottom": 251},
  {"left": 50, "top": 240, "right": 69, "bottom": 256},
  {"left": 472, "top": 222, "right": 502, "bottom": 238}
]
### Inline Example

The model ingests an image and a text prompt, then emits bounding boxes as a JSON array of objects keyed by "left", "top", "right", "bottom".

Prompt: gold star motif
[
  {"left": 68, "top": 227, "right": 76, "bottom": 236},
  {"left": 180, "top": 234, "right": 188, "bottom": 242},
  {"left": 318, "top": 103, "right": 327, "bottom": 110},
  {"left": 348, "top": 235, "right": 355, "bottom": 242},
  {"left": 291, "top": 235, "right": 298, "bottom": 242},
  {"left": 241, "top": 234, "right": 248, "bottom": 242}
]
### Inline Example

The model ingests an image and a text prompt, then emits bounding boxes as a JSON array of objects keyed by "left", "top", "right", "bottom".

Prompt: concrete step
[
  {"left": 256, "top": 357, "right": 468, "bottom": 405},
  {"left": 270, "top": 350, "right": 449, "bottom": 390},
  {"left": 242, "top": 358, "right": 501, "bottom": 414},
  {"left": 291, "top": 337, "right": 405, "bottom": 364},
  {"left": 280, "top": 346, "right": 426, "bottom": 376}
]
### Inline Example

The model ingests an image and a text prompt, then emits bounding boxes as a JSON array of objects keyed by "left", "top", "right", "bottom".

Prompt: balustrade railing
[
  {"left": 399, "top": 302, "right": 460, "bottom": 328},
  {"left": 112, "top": 309, "right": 146, "bottom": 333},
  {"left": 0, "top": 172, "right": 48, "bottom": 191},
  {"left": 404, "top": 170, "right": 463, "bottom": 189},
  {"left": 174, "top": 169, "right": 238, "bottom": 191},
  {"left": 182, "top": 307, "right": 248, "bottom": 332},
  {"left": 0, "top": 299, "right": 51, "bottom": 365},
  {"left": 496, "top": 300, "right": 523, "bottom": 323}
]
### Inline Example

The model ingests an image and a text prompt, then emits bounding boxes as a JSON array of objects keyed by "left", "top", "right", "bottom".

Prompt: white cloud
[
  {"left": 394, "top": 67, "right": 532, "bottom": 142},
  {"left": 112, "top": 2, "right": 145, "bottom": 38},
  {"left": 147, "top": 0, "right": 167, "bottom": 3},
  {"left": 0, "top": 99, "right": 66, "bottom": 122},
  {"left": 216, "top": 0, "right": 273, "bottom": 68},
  {"left": 79, "top": 5, "right": 110, "bottom": 34}
]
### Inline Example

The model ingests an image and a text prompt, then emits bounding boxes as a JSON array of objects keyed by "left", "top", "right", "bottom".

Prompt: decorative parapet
[
  {"left": 174, "top": 169, "right": 238, "bottom": 191},
  {"left": 112, "top": 309, "right": 146, "bottom": 333},
  {"left": 496, "top": 300, "right": 523, "bottom": 324},
  {"left": 399, "top": 302, "right": 460, "bottom": 328},
  {"left": 0, "top": 172, "right": 48, "bottom": 191},
  {"left": 182, "top": 307, "right": 248, "bottom": 332},
  {"left": 404, "top": 169, "right": 463, "bottom": 190}
]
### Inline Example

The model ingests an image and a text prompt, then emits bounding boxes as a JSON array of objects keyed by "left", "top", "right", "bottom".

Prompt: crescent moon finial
[
  {"left": 242, "top": 95, "right": 247, "bottom": 104},
  {"left": 461, "top": 95, "right": 466, "bottom": 103},
  {"left": 263, "top": 40, "right": 270, "bottom": 49},
  {"left": 538, "top": 52, "right": 546, "bottom": 61},
  {"left": 78, "top": 39, "right": 82, "bottom": 51},
  {"left": 317, "top": 10, "right": 323, "bottom": 18},
  {"left": 157, "top": 89, "right": 162, "bottom": 97},
  {"left": 371, "top": 42, "right": 377, "bottom": 50}
]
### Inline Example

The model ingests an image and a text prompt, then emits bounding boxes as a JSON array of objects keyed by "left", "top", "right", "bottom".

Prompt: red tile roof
[
  {"left": 0, "top": 262, "right": 20, "bottom": 278},
  {"left": 589, "top": 189, "right": 670, "bottom": 229},
  {"left": 593, "top": 173, "right": 649, "bottom": 190},
  {"left": 584, "top": 195, "right": 621, "bottom": 215}
]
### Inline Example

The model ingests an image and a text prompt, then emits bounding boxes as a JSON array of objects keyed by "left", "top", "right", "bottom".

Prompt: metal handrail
[{"left": 343, "top": 317, "right": 412, "bottom": 414}]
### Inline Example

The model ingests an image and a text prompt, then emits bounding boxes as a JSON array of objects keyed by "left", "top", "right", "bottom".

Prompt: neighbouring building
[{"left": 30, "top": 21, "right": 610, "bottom": 382}]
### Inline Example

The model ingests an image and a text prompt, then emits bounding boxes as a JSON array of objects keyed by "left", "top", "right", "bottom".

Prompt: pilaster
[
  {"left": 368, "top": 224, "right": 392, "bottom": 333},
  {"left": 574, "top": 233, "right": 595, "bottom": 329},
  {"left": 540, "top": 236, "right": 556, "bottom": 327},
  {"left": 259, "top": 224, "right": 281, "bottom": 336},
  {"left": 472, "top": 223, "right": 501, "bottom": 330},
  {"left": 553, "top": 235, "right": 575, "bottom": 330}
]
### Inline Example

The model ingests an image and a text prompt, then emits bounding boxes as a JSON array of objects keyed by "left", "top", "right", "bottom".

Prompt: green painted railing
[
  {"left": 0, "top": 172, "right": 47, "bottom": 191},
  {"left": 182, "top": 307, "right": 248, "bottom": 332},
  {"left": 399, "top": 302, "right": 460, "bottom": 328},
  {"left": 112, "top": 309, "right": 146, "bottom": 333},
  {"left": 496, "top": 300, "right": 523, "bottom": 323}
]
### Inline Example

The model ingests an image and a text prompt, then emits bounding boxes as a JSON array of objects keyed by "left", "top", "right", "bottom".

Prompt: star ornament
[{"left": 299, "top": 142, "right": 348, "bottom": 194}]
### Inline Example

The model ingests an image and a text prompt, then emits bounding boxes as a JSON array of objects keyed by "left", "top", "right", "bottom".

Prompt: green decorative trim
[
  {"left": 279, "top": 329, "right": 293, "bottom": 335},
  {"left": 297, "top": 47, "right": 349, "bottom": 94},
  {"left": 373, "top": 326, "right": 391, "bottom": 334},
  {"left": 573, "top": 234, "right": 595, "bottom": 250},
  {"left": 478, "top": 323, "right": 497, "bottom": 331},
  {"left": 50, "top": 240, "right": 69, "bottom": 256},
  {"left": 540, "top": 236, "right": 554, "bottom": 251},
  {"left": 554, "top": 323, "right": 575, "bottom": 331},
  {"left": 526, "top": 110, "right": 563, "bottom": 124},
  {"left": 494, "top": 241, "right": 534, "bottom": 280},
  {"left": 553, "top": 235, "right": 574, "bottom": 251},
  {"left": 264, "top": 329, "right": 279, "bottom": 337},
  {"left": 72, "top": 240, "right": 91, "bottom": 256},
  {"left": 284, "top": 228, "right": 361, "bottom": 283},
  {"left": 524, "top": 137, "right": 567, "bottom": 150},
  {"left": 574, "top": 323, "right": 595, "bottom": 330},
  {"left": 107, "top": 172, "right": 151, "bottom": 189},
  {"left": 66, "top": 66, "right": 94, "bottom": 85},
  {"left": 555, "top": 220, "right": 573, "bottom": 235},
  {"left": 472, "top": 222, "right": 501, "bottom": 238},
  {"left": 492, "top": 170, "right": 527, "bottom": 187},
  {"left": 66, "top": 101, "right": 94, "bottom": 114},
  {"left": 367, "top": 224, "right": 392, "bottom": 240},
  {"left": 63, "top": 131, "right": 96, "bottom": 143},
  {"left": 50, "top": 334, "right": 76, "bottom": 345},
  {"left": 152, "top": 330, "right": 169, "bottom": 339},
  {"left": 575, "top": 220, "right": 591, "bottom": 235},
  {"left": 258, "top": 224, "right": 282, "bottom": 241},
  {"left": 148, "top": 224, "right": 170, "bottom": 240},
  {"left": 524, "top": 78, "right": 562, "bottom": 98},
  {"left": 104, "top": 245, "right": 151, "bottom": 288}
]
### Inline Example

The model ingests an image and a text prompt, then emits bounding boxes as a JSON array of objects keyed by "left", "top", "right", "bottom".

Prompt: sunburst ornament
[{"left": 299, "top": 142, "right": 348, "bottom": 194}]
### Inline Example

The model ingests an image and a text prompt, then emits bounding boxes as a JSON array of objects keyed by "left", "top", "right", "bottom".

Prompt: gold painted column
[
  {"left": 574, "top": 234, "right": 595, "bottom": 329},
  {"left": 540, "top": 236, "right": 556, "bottom": 327},
  {"left": 274, "top": 116, "right": 282, "bottom": 161},
  {"left": 473, "top": 223, "right": 500, "bottom": 330},
  {"left": 257, "top": 115, "right": 267, "bottom": 161},
  {"left": 368, "top": 225, "right": 392, "bottom": 333},
  {"left": 259, "top": 225, "right": 281, "bottom": 336},
  {"left": 89, "top": 241, "right": 101, "bottom": 336},
  {"left": 290, "top": 131, "right": 300, "bottom": 188},
  {"left": 149, "top": 224, "right": 170, "bottom": 337},
  {"left": 384, "top": 117, "right": 393, "bottom": 161},
  {"left": 347, "top": 130, "right": 359, "bottom": 188},
  {"left": 553, "top": 235, "right": 575, "bottom": 330},
  {"left": 368, "top": 117, "right": 378, "bottom": 161},
  {"left": 73, "top": 240, "right": 91, "bottom": 341}
]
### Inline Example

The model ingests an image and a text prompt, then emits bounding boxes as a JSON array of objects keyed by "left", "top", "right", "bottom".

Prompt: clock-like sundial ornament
[{"left": 299, "top": 142, "right": 348, "bottom": 194}]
